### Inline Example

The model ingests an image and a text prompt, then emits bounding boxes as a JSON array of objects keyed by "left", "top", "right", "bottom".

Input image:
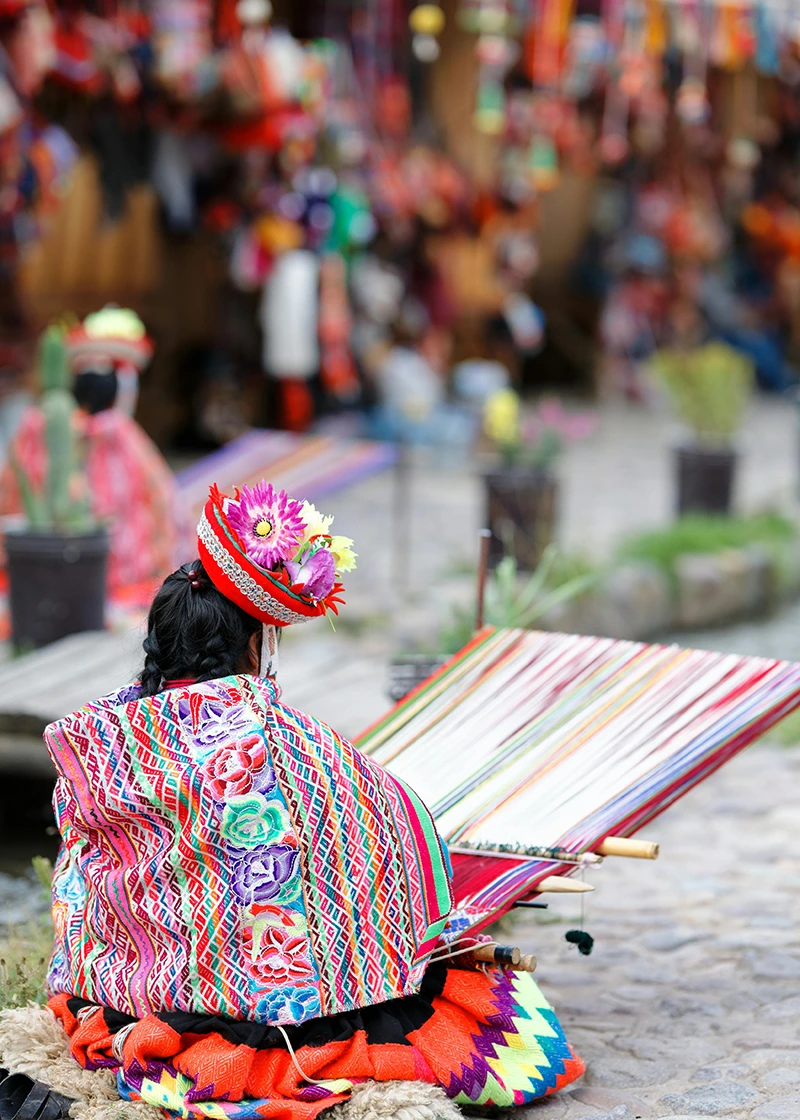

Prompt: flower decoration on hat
[{"left": 198, "top": 481, "right": 356, "bottom": 627}]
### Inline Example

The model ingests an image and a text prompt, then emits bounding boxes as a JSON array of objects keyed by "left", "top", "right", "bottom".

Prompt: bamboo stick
[
  {"left": 597, "top": 837, "right": 659, "bottom": 860},
  {"left": 518, "top": 954, "right": 537, "bottom": 972},
  {"left": 536, "top": 876, "right": 594, "bottom": 893}
]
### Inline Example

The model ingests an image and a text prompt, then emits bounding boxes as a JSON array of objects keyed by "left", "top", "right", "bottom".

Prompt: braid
[
  {"left": 140, "top": 630, "right": 164, "bottom": 697},
  {"left": 139, "top": 560, "right": 261, "bottom": 697}
]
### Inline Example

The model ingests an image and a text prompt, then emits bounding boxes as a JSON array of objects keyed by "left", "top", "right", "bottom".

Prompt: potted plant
[
  {"left": 388, "top": 547, "right": 596, "bottom": 701},
  {"left": 482, "top": 391, "right": 594, "bottom": 571},
  {"left": 650, "top": 342, "right": 754, "bottom": 516},
  {"left": 4, "top": 325, "right": 109, "bottom": 649}
]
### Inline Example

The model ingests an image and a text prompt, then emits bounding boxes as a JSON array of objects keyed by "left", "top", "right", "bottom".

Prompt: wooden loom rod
[
  {"left": 473, "top": 944, "right": 537, "bottom": 972},
  {"left": 450, "top": 845, "right": 601, "bottom": 864},
  {"left": 475, "top": 529, "right": 492, "bottom": 631},
  {"left": 536, "top": 876, "right": 594, "bottom": 894},
  {"left": 597, "top": 836, "right": 659, "bottom": 860}
]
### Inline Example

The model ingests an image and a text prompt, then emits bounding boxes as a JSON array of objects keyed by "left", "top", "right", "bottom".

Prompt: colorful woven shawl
[{"left": 44, "top": 675, "right": 452, "bottom": 1026}]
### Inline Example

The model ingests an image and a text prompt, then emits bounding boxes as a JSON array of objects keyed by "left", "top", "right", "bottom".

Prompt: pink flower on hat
[{"left": 227, "top": 481, "right": 306, "bottom": 569}]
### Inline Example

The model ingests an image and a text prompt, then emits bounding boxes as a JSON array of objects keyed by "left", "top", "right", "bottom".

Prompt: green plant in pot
[
  {"left": 650, "top": 341, "right": 754, "bottom": 516},
  {"left": 4, "top": 325, "right": 109, "bottom": 649},
  {"left": 482, "top": 391, "right": 594, "bottom": 571},
  {"left": 438, "top": 547, "right": 596, "bottom": 656}
]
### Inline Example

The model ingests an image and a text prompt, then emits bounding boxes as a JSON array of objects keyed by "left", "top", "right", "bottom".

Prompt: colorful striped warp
[
  {"left": 176, "top": 431, "right": 397, "bottom": 553},
  {"left": 358, "top": 627, "right": 800, "bottom": 936}
]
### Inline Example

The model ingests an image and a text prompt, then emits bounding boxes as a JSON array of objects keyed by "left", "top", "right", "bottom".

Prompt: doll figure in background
[{"left": 0, "top": 307, "right": 179, "bottom": 591}]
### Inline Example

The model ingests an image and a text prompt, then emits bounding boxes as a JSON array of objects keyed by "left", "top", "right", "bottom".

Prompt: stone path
[{"left": 509, "top": 740, "right": 800, "bottom": 1120}]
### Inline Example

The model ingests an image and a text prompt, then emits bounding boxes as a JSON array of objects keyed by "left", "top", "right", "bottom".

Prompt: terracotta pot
[
  {"left": 6, "top": 529, "right": 109, "bottom": 650},
  {"left": 675, "top": 446, "right": 737, "bottom": 516},
  {"left": 484, "top": 469, "right": 558, "bottom": 572}
]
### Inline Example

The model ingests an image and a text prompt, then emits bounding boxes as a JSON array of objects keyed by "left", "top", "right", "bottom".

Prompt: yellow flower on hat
[
  {"left": 329, "top": 536, "right": 357, "bottom": 574},
  {"left": 298, "top": 501, "right": 334, "bottom": 544}
]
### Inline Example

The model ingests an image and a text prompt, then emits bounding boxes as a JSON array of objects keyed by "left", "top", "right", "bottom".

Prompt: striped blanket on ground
[{"left": 357, "top": 626, "right": 800, "bottom": 936}]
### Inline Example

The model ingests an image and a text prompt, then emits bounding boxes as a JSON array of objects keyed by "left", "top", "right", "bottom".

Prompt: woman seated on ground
[{"left": 43, "top": 481, "right": 583, "bottom": 1119}]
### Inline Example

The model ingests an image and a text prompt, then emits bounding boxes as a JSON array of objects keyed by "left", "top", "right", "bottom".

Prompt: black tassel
[{"left": 565, "top": 929, "right": 594, "bottom": 956}]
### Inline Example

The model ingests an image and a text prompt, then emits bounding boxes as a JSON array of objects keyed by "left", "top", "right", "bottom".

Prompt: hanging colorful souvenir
[
  {"left": 528, "top": 134, "right": 559, "bottom": 191},
  {"left": 754, "top": 2, "right": 779, "bottom": 76},
  {"left": 530, "top": 0, "right": 574, "bottom": 90},
  {"left": 318, "top": 252, "right": 360, "bottom": 403},
  {"left": 474, "top": 77, "right": 506, "bottom": 134}
]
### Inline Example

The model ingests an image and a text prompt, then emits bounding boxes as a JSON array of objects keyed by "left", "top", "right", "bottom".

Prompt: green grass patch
[{"left": 618, "top": 513, "right": 797, "bottom": 584}]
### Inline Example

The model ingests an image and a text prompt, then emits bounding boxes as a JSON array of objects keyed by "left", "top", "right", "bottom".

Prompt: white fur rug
[{"left": 0, "top": 1005, "right": 462, "bottom": 1120}]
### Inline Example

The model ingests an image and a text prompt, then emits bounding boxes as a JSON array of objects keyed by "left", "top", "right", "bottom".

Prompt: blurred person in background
[{"left": 0, "top": 306, "right": 178, "bottom": 591}]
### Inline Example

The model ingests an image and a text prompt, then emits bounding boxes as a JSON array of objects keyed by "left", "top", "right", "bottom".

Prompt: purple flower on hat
[
  {"left": 285, "top": 547, "right": 336, "bottom": 601},
  {"left": 230, "top": 844, "right": 301, "bottom": 904},
  {"left": 227, "top": 481, "right": 306, "bottom": 569}
]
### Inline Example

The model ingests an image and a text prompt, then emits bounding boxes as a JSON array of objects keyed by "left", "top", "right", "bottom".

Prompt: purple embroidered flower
[
  {"left": 230, "top": 844, "right": 301, "bottom": 904},
  {"left": 255, "top": 985, "right": 321, "bottom": 1026},
  {"left": 285, "top": 547, "right": 336, "bottom": 600},
  {"left": 177, "top": 696, "right": 254, "bottom": 758},
  {"left": 227, "top": 481, "right": 306, "bottom": 569}
]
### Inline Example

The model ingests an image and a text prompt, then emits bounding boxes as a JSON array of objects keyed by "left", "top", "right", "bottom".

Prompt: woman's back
[{"left": 46, "top": 673, "right": 452, "bottom": 1025}]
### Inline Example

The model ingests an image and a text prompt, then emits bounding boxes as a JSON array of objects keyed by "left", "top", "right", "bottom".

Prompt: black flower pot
[
  {"left": 675, "top": 446, "right": 738, "bottom": 517},
  {"left": 484, "top": 469, "right": 558, "bottom": 572},
  {"left": 6, "top": 528, "right": 109, "bottom": 649}
]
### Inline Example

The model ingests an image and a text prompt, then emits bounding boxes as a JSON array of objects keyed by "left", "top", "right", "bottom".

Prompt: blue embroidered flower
[
  {"left": 55, "top": 859, "right": 87, "bottom": 910},
  {"left": 229, "top": 845, "right": 301, "bottom": 905},
  {"left": 256, "top": 985, "right": 321, "bottom": 1026}
]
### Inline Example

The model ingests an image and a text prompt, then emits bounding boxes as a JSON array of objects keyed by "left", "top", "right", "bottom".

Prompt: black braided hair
[{"left": 140, "top": 560, "right": 262, "bottom": 697}]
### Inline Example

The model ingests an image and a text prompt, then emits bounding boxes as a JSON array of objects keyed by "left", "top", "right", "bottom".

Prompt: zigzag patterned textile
[
  {"left": 44, "top": 675, "right": 451, "bottom": 1025},
  {"left": 358, "top": 627, "right": 800, "bottom": 935},
  {"left": 49, "top": 965, "right": 584, "bottom": 1118}
]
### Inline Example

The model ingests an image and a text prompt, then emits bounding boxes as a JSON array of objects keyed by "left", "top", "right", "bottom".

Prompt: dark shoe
[{"left": 0, "top": 1073, "right": 73, "bottom": 1119}]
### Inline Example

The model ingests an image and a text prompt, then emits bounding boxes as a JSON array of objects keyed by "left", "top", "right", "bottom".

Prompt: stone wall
[{"left": 540, "top": 540, "right": 800, "bottom": 641}]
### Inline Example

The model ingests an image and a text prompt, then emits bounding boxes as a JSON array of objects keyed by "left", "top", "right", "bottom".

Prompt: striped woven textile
[
  {"left": 176, "top": 430, "right": 397, "bottom": 551},
  {"left": 358, "top": 627, "right": 800, "bottom": 936}
]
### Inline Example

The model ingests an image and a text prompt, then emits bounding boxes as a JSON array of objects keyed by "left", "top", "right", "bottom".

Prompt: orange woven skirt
[{"left": 49, "top": 964, "right": 583, "bottom": 1119}]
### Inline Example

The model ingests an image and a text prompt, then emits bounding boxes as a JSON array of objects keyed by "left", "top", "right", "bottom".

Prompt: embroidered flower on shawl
[
  {"left": 243, "top": 905, "right": 316, "bottom": 986},
  {"left": 202, "top": 735, "right": 273, "bottom": 801},
  {"left": 230, "top": 845, "right": 301, "bottom": 905},
  {"left": 256, "top": 985, "right": 321, "bottom": 1025},
  {"left": 227, "top": 481, "right": 306, "bottom": 569},
  {"left": 177, "top": 694, "right": 255, "bottom": 760},
  {"left": 52, "top": 901, "right": 68, "bottom": 939},
  {"left": 221, "top": 793, "right": 290, "bottom": 849},
  {"left": 54, "top": 859, "right": 87, "bottom": 910}
]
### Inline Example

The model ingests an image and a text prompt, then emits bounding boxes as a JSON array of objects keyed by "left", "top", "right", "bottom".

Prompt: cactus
[{"left": 12, "top": 324, "right": 96, "bottom": 534}]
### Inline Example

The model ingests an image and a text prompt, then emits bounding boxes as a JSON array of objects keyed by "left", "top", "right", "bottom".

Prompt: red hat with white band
[{"left": 197, "top": 481, "right": 355, "bottom": 628}]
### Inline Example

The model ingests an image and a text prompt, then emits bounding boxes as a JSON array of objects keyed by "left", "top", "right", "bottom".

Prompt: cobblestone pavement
[{"left": 508, "top": 741, "right": 800, "bottom": 1120}]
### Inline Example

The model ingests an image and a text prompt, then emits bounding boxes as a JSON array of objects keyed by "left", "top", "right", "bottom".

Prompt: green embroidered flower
[{"left": 221, "top": 793, "right": 289, "bottom": 849}]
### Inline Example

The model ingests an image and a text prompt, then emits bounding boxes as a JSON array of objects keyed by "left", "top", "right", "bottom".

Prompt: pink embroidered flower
[
  {"left": 227, "top": 481, "right": 305, "bottom": 569},
  {"left": 285, "top": 547, "right": 336, "bottom": 601},
  {"left": 202, "top": 734, "right": 270, "bottom": 800},
  {"left": 244, "top": 905, "right": 316, "bottom": 986}
]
